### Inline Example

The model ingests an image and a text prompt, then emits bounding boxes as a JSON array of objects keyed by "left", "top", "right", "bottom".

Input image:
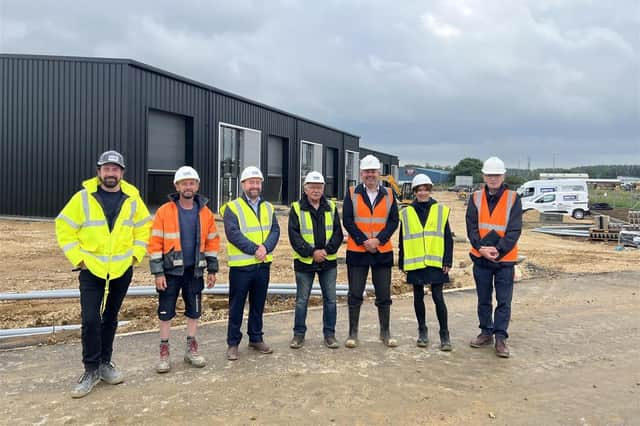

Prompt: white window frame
[
  {"left": 217, "top": 121, "right": 262, "bottom": 208},
  {"left": 345, "top": 150, "right": 359, "bottom": 191},
  {"left": 300, "top": 140, "right": 323, "bottom": 197}
]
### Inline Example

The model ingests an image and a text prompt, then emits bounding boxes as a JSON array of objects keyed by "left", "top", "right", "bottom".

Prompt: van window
[
  {"left": 521, "top": 187, "right": 535, "bottom": 197},
  {"left": 560, "top": 185, "right": 585, "bottom": 191},
  {"left": 536, "top": 194, "right": 556, "bottom": 203}
]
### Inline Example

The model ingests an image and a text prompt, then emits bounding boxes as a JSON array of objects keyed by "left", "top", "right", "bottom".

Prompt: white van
[
  {"left": 517, "top": 179, "right": 588, "bottom": 200},
  {"left": 522, "top": 191, "right": 590, "bottom": 219}
]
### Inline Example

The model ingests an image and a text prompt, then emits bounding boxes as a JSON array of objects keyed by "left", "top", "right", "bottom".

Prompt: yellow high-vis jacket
[{"left": 55, "top": 177, "right": 152, "bottom": 280}]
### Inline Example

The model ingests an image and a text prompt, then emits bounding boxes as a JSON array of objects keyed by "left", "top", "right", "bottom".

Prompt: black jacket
[
  {"left": 288, "top": 194, "right": 344, "bottom": 272},
  {"left": 342, "top": 183, "right": 399, "bottom": 267},
  {"left": 398, "top": 198, "right": 453, "bottom": 285},
  {"left": 465, "top": 184, "right": 522, "bottom": 267}
]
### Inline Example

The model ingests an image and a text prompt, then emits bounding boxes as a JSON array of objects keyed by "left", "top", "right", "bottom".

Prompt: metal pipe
[
  {"left": 0, "top": 321, "right": 130, "bottom": 339},
  {"left": 0, "top": 287, "right": 362, "bottom": 301}
]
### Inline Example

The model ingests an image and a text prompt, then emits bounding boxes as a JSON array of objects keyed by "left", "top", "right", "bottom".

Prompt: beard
[
  {"left": 100, "top": 176, "right": 120, "bottom": 188},
  {"left": 180, "top": 191, "right": 194, "bottom": 199}
]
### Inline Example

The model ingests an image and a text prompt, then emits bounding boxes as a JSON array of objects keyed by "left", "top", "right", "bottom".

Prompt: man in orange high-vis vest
[
  {"left": 342, "top": 154, "right": 399, "bottom": 348},
  {"left": 148, "top": 166, "right": 220, "bottom": 373},
  {"left": 465, "top": 157, "right": 522, "bottom": 358}
]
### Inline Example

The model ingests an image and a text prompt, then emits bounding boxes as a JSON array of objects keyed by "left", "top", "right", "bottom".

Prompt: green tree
[{"left": 451, "top": 157, "right": 483, "bottom": 182}]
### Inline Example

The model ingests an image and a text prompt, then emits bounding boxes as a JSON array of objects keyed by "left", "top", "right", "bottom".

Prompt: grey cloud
[{"left": 1, "top": 0, "right": 637, "bottom": 167}]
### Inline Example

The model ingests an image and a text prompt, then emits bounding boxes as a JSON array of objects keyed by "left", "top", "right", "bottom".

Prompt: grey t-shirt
[{"left": 178, "top": 203, "right": 199, "bottom": 268}]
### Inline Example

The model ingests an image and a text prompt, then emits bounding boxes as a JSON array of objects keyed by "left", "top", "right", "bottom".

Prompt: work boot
[
  {"left": 344, "top": 306, "right": 360, "bottom": 348},
  {"left": 417, "top": 325, "right": 429, "bottom": 348},
  {"left": 470, "top": 333, "right": 494, "bottom": 348},
  {"left": 439, "top": 330, "right": 452, "bottom": 352},
  {"left": 99, "top": 361, "right": 124, "bottom": 384},
  {"left": 378, "top": 306, "right": 398, "bottom": 348},
  {"left": 70, "top": 369, "right": 100, "bottom": 399},
  {"left": 156, "top": 342, "right": 170, "bottom": 373},
  {"left": 289, "top": 335, "right": 305, "bottom": 349},
  {"left": 324, "top": 336, "right": 340, "bottom": 349},
  {"left": 184, "top": 338, "right": 206, "bottom": 368},
  {"left": 495, "top": 338, "right": 510, "bottom": 358},
  {"left": 226, "top": 345, "right": 239, "bottom": 361},
  {"left": 248, "top": 341, "right": 273, "bottom": 354}
]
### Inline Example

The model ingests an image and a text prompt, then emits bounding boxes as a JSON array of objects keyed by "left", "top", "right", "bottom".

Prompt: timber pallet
[
  {"left": 629, "top": 211, "right": 640, "bottom": 225},
  {"left": 589, "top": 230, "right": 620, "bottom": 242}
]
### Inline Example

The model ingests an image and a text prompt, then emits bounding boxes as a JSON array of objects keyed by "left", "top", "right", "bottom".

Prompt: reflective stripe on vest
[
  {"left": 226, "top": 198, "right": 274, "bottom": 267},
  {"left": 400, "top": 203, "right": 449, "bottom": 270},
  {"left": 346, "top": 186, "right": 394, "bottom": 253},
  {"left": 470, "top": 189, "right": 518, "bottom": 262},
  {"left": 291, "top": 200, "right": 337, "bottom": 264}
]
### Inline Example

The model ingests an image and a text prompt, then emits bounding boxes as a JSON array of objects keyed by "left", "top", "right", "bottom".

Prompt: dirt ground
[
  {"left": 1, "top": 271, "right": 639, "bottom": 424},
  {"left": 1, "top": 191, "right": 638, "bottom": 338}
]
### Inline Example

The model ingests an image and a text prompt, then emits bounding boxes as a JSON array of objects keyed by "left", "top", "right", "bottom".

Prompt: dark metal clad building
[{"left": 0, "top": 54, "right": 383, "bottom": 217}]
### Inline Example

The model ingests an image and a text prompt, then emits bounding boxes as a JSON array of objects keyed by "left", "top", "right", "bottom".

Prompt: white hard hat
[
  {"left": 97, "top": 150, "right": 125, "bottom": 169},
  {"left": 360, "top": 154, "right": 381, "bottom": 170},
  {"left": 240, "top": 166, "right": 264, "bottom": 182},
  {"left": 482, "top": 156, "right": 506, "bottom": 174},
  {"left": 304, "top": 171, "right": 325, "bottom": 184},
  {"left": 411, "top": 174, "right": 433, "bottom": 189},
  {"left": 174, "top": 166, "right": 200, "bottom": 184}
]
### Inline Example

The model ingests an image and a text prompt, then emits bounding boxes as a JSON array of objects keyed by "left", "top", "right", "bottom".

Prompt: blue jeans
[
  {"left": 227, "top": 265, "right": 270, "bottom": 346},
  {"left": 473, "top": 263, "right": 514, "bottom": 339},
  {"left": 293, "top": 268, "right": 337, "bottom": 338}
]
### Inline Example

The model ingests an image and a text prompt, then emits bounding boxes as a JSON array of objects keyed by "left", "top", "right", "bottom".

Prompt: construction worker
[
  {"left": 398, "top": 174, "right": 454, "bottom": 351},
  {"left": 288, "top": 171, "right": 344, "bottom": 349},
  {"left": 223, "top": 166, "right": 280, "bottom": 361},
  {"left": 466, "top": 156, "right": 522, "bottom": 358},
  {"left": 55, "top": 150, "right": 151, "bottom": 398},
  {"left": 148, "top": 166, "right": 220, "bottom": 373},
  {"left": 343, "top": 154, "right": 399, "bottom": 348}
]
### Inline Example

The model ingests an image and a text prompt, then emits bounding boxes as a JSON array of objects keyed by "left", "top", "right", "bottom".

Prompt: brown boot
[
  {"left": 226, "top": 345, "right": 239, "bottom": 361},
  {"left": 495, "top": 338, "right": 510, "bottom": 358},
  {"left": 248, "top": 341, "right": 273, "bottom": 354},
  {"left": 470, "top": 333, "right": 494, "bottom": 348}
]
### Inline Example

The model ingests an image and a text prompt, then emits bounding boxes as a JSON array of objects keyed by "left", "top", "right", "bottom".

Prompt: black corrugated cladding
[
  {"left": 0, "top": 56, "right": 130, "bottom": 217},
  {"left": 0, "top": 54, "right": 360, "bottom": 217}
]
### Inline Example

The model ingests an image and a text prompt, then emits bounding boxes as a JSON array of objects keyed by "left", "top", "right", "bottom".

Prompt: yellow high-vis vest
[
  {"left": 291, "top": 200, "right": 337, "bottom": 264},
  {"left": 226, "top": 198, "right": 274, "bottom": 267},
  {"left": 400, "top": 203, "right": 449, "bottom": 271}
]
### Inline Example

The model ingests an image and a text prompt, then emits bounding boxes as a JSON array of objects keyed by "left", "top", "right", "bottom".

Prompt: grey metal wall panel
[
  {"left": 0, "top": 57, "right": 128, "bottom": 217},
  {"left": 0, "top": 54, "right": 360, "bottom": 216}
]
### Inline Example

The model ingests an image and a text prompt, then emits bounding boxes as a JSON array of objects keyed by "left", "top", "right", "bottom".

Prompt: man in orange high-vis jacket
[
  {"left": 342, "top": 154, "right": 399, "bottom": 349},
  {"left": 465, "top": 157, "right": 522, "bottom": 358},
  {"left": 148, "top": 166, "right": 220, "bottom": 373}
]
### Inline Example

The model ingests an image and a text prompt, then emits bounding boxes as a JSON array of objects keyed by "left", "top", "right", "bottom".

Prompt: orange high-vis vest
[
  {"left": 469, "top": 189, "right": 518, "bottom": 262},
  {"left": 148, "top": 201, "right": 220, "bottom": 274},
  {"left": 347, "top": 186, "right": 393, "bottom": 253}
]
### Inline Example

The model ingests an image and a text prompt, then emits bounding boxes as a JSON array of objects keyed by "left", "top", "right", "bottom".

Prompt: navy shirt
[
  {"left": 95, "top": 187, "right": 125, "bottom": 232},
  {"left": 178, "top": 203, "right": 199, "bottom": 268}
]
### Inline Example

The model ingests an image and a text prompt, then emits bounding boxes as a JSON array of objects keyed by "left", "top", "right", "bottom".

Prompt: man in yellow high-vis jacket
[
  {"left": 55, "top": 150, "right": 151, "bottom": 398},
  {"left": 223, "top": 166, "right": 280, "bottom": 361},
  {"left": 288, "top": 171, "right": 344, "bottom": 350}
]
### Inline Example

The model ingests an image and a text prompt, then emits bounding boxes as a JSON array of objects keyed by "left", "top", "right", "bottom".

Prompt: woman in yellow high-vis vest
[{"left": 398, "top": 174, "right": 454, "bottom": 351}]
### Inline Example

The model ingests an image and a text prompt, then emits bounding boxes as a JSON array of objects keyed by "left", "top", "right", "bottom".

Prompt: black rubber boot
[
  {"left": 378, "top": 306, "right": 398, "bottom": 347},
  {"left": 439, "top": 329, "right": 452, "bottom": 351},
  {"left": 344, "top": 306, "right": 360, "bottom": 348},
  {"left": 417, "top": 325, "right": 429, "bottom": 348}
]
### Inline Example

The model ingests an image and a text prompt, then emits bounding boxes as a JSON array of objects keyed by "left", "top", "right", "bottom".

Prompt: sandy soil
[
  {"left": 1, "top": 272, "right": 639, "bottom": 424},
  {"left": 1, "top": 191, "right": 638, "bottom": 338}
]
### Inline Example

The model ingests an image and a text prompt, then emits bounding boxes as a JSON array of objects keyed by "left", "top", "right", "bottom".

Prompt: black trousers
[
  {"left": 78, "top": 267, "right": 132, "bottom": 371},
  {"left": 347, "top": 264, "right": 392, "bottom": 308}
]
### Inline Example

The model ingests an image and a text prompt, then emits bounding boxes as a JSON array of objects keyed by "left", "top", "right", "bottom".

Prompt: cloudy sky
[{"left": 1, "top": 0, "right": 638, "bottom": 168}]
